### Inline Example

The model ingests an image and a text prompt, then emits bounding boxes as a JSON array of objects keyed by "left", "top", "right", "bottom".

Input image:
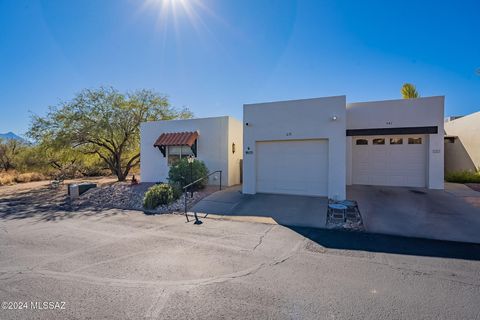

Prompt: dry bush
[
  {"left": 14, "top": 172, "right": 46, "bottom": 183},
  {"left": 0, "top": 171, "right": 46, "bottom": 185},
  {"left": 0, "top": 171, "right": 16, "bottom": 185}
]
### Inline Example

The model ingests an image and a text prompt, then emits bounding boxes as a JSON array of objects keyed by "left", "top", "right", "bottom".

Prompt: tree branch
[{"left": 122, "top": 153, "right": 140, "bottom": 178}]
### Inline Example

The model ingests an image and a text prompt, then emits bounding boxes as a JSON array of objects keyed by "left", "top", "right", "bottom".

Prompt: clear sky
[{"left": 1, "top": 0, "right": 479, "bottom": 136}]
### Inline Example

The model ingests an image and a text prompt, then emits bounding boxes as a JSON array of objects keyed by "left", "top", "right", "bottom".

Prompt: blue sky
[{"left": 1, "top": 0, "right": 479, "bottom": 135}]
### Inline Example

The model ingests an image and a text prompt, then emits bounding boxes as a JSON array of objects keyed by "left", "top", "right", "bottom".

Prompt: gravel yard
[
  {"left": 0, "top": 178, "right": 219, "bottom": 221},
  {"left": 73, "top": 182, "right": 219, "bottom": 213}
]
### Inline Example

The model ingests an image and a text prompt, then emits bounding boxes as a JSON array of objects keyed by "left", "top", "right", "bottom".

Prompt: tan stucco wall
[
  {"left": 444, "top": 111, "right": 480, "bottom": 172},
  {"left": 227, "top": 117, "right": 243, "bottom": 186}
]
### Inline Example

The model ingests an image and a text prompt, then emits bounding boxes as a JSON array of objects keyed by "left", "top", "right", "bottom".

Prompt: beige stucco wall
[
  {"left": 140, "top": 116, "right": 241, "bottom": 186},
  {"left": 444, "top": 111, "right": 480, "bottom": 172},
  {"left": 227, "top": 117, "right": 243, "bottom": 186}
]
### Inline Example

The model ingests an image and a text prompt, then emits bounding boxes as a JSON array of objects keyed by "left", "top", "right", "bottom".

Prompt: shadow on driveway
[
  {"left": 348, "top": 184, "right": 480, "bottom": 244},
  {"left": 290, "top": 226, "right": 480, "bottom": 261},
  {"left": 191, "top": 185, "right": 328, "bottom": 229}
]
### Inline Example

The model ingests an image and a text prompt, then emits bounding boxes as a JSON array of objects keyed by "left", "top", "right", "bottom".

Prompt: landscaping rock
[{"left": 73, "top": 182, "right": 216, "bottom": 214}]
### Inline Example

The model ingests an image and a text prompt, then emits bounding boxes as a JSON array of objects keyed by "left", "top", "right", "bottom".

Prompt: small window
[
  {"left": 356, "top": 139, "right": 368, "bottom": 145},
  {"left": 373, "top": 138, "right": 385, "bottom": 145},
  {"left": 168, "top": 154, "right": 181, "bottom": 166},
  {"left": 408, "top": 137, "right": 422, "bottom": 144},
  {"left": 390, "top": 138, "right": 403, "bottom": 145},
  {"left": 167, "top": 145, "right": 194, "bottom": 166}
]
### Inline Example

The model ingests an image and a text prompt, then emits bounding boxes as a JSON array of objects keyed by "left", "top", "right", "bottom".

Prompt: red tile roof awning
[{"left": 154, "top": 131, "right": 198, "bottom": 148}]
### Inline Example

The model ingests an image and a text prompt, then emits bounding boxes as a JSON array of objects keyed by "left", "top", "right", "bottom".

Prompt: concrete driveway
[
  {"left": 348, "top": 183, "right": 480, "bottom": 243},
  {"left": 193, "top": 183, "right": 480, "bottom": 244},
  {"left": 191, "top": 185, "right": 328, "bottom": 229}
]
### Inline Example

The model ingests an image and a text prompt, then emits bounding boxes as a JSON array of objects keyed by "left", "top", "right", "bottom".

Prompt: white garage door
[
  {"left": 256, "top": 140, "right": 328, "bottom": 196},
  {"left": 352, "top": 135, "right": 427, "bottom": 187}
]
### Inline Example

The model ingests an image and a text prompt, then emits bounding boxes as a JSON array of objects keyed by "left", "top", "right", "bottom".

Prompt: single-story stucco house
[
  {"left": 140, "top": 116, "right": 243, "bottom": 187},
  {"left": 140, "top": 95, "right": 444, "bottom": 200},
  {"left": 444, "top": 111, "right": 480, "bottom": 173}
]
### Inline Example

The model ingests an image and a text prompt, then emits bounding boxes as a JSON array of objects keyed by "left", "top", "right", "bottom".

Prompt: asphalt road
[{"left": 0, "top": 209, "right": 479, "bottom": 319}]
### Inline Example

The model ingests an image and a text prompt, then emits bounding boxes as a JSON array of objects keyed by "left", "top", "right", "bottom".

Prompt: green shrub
[
  {"left": 445, "top": 170, "right": 480, "bottom": 183},
  {"left": 168, "top": 158, "right": 209, "bottom": 191},
  {"left": 169, "top": 182, "right": 183, "bottom": 200},
  {"left": 143, "top": 184, "right": 177, "bottom": 209}
]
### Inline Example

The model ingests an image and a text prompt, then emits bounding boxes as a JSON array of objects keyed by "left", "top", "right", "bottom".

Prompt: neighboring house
[
  {"left": 346, "top": 97, "right": 444, "bottom": 191},
  {"left": 243, "top": 96, "right": 444, "bottom": 200},
  {"left": 141, "top": 96, "right": 445, "bottom": 200},
  {"left": 444, "top": 115, "right": 464, "bottom": 122},
  {"left": 140, "top": 116, "right": 243, "bottom": 187},
  {"left": 444, "top": 111, "right": 480, "bottom": 172}
]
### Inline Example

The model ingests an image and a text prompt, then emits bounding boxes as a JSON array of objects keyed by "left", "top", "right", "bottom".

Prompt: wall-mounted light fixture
[
  {"left": 331, "top": 115, "right": 338, "bottom": 121},
  {"left": 232, "top": 142, "right": 236, "bottom": 154}
]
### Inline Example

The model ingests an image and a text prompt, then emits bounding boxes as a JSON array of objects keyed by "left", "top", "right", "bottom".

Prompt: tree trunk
[{"left": 114, "top": 152, "right": 126, "bottom": 181}]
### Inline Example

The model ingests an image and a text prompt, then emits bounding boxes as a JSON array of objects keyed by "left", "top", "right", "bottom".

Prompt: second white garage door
[
  {"left": 352, "top": 135, "right": 427, "bottom": 187},
  {"left": 256, "top": 140, "right": 328, "bottom": 196}
]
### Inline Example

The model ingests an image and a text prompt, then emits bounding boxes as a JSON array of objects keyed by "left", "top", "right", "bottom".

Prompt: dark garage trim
[{"left": 346, "top": 126, "right": 438, "bottom": 136}]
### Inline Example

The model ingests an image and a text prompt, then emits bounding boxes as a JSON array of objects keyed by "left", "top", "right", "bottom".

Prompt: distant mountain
[{"left": 0, "top": 132, "right": 26, "bottom": 142}]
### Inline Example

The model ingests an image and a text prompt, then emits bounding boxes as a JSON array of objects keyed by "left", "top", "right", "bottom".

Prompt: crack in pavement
[
  {"left": 253, "top": 225, "right": 275, "bottom": 251},
  {"left": 0, "top": 225, "right": 255, "bottom": 275},
  {"left": 0, "top": 237, "right": 305, "bottom": 290},
  {"left": 145, "top": 288, "right": 171, "bottom": 319}
]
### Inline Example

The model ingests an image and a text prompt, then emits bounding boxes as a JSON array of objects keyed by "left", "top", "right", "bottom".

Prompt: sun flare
[
  {"left": 139, "top": 0, "right": 217, "bottom": 43},
  {"left": 141, "top": 0, "right": 209, "bottom": 29}
]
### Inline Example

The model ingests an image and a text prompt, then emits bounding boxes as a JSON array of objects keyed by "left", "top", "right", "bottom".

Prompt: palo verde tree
[
  {"left": 29, "top": 87, "right": 193, "bottom": 181},
  {"left": 401, "top": 83, "right": 420, "bottom": 99}
]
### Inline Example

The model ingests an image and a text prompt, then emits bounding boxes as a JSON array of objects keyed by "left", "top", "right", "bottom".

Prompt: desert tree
[{"left": 29, "top": 87, "right": 193, "bottom": 181}]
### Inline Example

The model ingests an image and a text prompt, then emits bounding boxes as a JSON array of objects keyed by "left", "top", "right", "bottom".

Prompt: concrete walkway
[
  {"left": 348, "top": 183, "right": 480, "bottom": 244},
  {"left": 191, "top": 185, "right": 328, "bottom": 229}
]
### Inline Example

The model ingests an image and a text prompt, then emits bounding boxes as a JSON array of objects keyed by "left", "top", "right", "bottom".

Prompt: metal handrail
[
  {"left": 182, "top": 170, "right": 222, "bottom": 191},
  {"left": 183, "top": 170, "right": 222, "bottom": 222}
]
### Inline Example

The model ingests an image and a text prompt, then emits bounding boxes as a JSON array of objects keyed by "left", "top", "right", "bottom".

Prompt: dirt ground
[
  {"left": 0, "top": 176, "right": 118, "bottom": 197},
  {"left": 0, "top": 176, "right": 119, "bottom": 221}
]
